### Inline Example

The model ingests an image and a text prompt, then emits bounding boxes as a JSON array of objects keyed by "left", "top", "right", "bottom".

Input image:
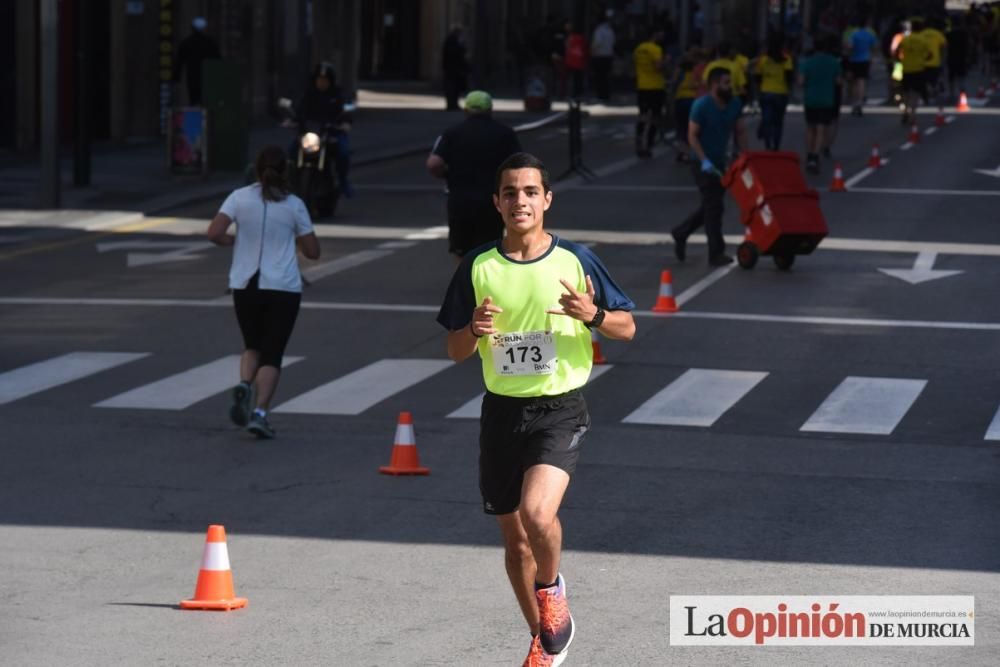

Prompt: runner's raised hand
[
  {"left": 546, "top": 276, "right": 598, "bottom": 322},
  {"left": 470, "top": 296, "right": 503, "bottom": 337}
]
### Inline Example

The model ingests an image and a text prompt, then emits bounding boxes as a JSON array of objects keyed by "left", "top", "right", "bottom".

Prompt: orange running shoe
[
  {"left": 536, "top": 573, "right": 575, "bottom": 656},
  {"left": 522, "top": 634, "right": 567, "bottom": 667}
]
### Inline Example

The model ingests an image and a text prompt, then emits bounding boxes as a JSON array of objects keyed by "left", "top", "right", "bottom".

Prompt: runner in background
[
  {"left": 671, "top": 48, "right": 704, "bottom": 162},
  {"left": 896, "top": 19, "right": 933, "bottom": 125},
  {"left": 754, "top": 34, "right": 794, "bottom": 151},
  {"left": 207, "top": 146, "right": 320, "bottom": 440},
  {"left": 920, "top": 17, "right": 949, "bottom": 106},
  {"left": 844, "top": 15, "right": 879, "bottom": 115},
  {"left": 633, "top": 27, "right": 667, "bottom": 158}
]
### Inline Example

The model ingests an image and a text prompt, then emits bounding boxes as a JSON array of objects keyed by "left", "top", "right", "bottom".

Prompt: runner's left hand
[{"left": 546, "top": 276, "right": 599, "bottom": 322}]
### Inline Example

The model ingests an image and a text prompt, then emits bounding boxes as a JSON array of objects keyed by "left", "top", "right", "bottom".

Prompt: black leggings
[{"left": 232, "top": 273, "right": 301, "bottom": 368}]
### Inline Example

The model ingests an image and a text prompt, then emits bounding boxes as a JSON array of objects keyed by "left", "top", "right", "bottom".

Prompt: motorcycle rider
[{"left": 292, "top": 62, "right": 354, "bottom": 198}]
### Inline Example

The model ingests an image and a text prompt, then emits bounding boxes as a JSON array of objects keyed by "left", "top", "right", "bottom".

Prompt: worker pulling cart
[{"left": 722, "top": 151, "right": 828, "bottom": 270}]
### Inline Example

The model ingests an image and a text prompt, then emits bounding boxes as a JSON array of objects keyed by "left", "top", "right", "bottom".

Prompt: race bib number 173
[{"left": 490, "top": 330, "right": 557, "bottom": 376}]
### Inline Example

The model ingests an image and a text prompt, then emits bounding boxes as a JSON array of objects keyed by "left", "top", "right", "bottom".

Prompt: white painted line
[
  {"left": 447, "top": 365, "right": 615, "bottom": 419},
  {"left": 556, "top": 184, "right": 1000, "bottom": 197},
  {"left": 301, "top": 249, "right": 394, "bottom": 282},
  {"left": 623, "top": 368, "right": 769, "bottom": 427},
  {"left": 354, "top": 184, "right": 442, "bottom": 192},
  {"left": 844, "top": 167, "right": 875, "bottom": 189},
  {"left": 848, "top": 187, "right": 1000, "bottom": 197},
  {"left": 377, "top": 241, "right": 418, "bottom": 249},
  {"left": 985, "top": 406, "right": 1000, "bottom": 441},
  {"left": 0, "top": 352, "right": 149, "bottom": 405},
  {"left": 446, "top": 394, "right": 483, "bottom": 419},
  {"left": 924, "top": 126, "right": 938, "bottom": 136},
  {"left": 675, "top": 265, "right": 736, "bottom": 307},
  {"left": 899, "top": 141, "right": 914, "bottom": 151},
  {"left": 95, "top": 355, "right": 303, "bottom": 410},
  {"left": 274, "top": 359, "right": 452, "bottom": 415},
  {"left": 801, "top": 376, "right": 926, "bottom": 435},
  {"left": 9, "top": 297, "right": 1000, "bottom": 332},
  {"left": 514, "top": 111, "right": 568, "bottom": 132},
  {"left": 945, "top": 115, "right": 956, "bottom": 124},
  {"left": 403, "top": 225, "right": 449, "bottom": 240},
  {"left": 581, "top": 185, "right": 698, "bottom": 193},
  {"left": 555, "top": 144, "right": 673, "bottom": 192},
  {"left": 664, "top": 310, "right": 1000, "bottom": 331}
]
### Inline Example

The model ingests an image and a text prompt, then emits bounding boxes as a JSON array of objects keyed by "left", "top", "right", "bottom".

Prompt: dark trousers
[
  {"left": 673, "top": 166, "right": 726, "bottom": 258},
  {"left": 674, "top": 97, "right": 694, "bottom": 146},
  {"left": 591, "top": 57, "right": 613, "bottom": 100},
  {"left": 759, "top": 93, "right": 788, "bottom": 150},
  {"left": 444, "top": 74, "right": 466, "bottom": 110}
]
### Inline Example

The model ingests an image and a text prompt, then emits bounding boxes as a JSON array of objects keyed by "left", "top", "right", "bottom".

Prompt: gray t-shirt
[{"left": 218, "top": 184, "right": 314, "bottom": 292}]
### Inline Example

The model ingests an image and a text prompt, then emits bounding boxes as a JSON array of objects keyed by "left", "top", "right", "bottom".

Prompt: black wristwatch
[{"left": 585, "top": 307, "right": 606, "bottom": 330}]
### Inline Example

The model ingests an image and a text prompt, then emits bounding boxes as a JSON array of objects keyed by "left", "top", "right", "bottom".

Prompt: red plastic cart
[{"left": 721, "top": 151, "right": 828, "bottom": 271}]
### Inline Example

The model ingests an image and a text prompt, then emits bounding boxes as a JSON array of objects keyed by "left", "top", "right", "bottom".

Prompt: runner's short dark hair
[
  {"left": 495, "top": 152, "right": 551, "bottom": 193},
  {"left": 707, "top": 66, "right": 731, "bottom": 85}
]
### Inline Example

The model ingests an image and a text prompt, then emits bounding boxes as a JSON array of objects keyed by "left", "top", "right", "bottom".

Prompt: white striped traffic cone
[
  {"left": 652, "top": 270, "right": 679, "bottom": 313},
  {"left": 179, "top": 525, "right": 248, "bottom": 611},
  {"left": 379, "top": 411, "right": 430, "bottom": 475}
]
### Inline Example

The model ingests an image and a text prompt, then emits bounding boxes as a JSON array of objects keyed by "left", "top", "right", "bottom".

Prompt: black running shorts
[
  {"left": 804, "top": 106, "right": 835, "bottom": 126},
  {"left": 848, "top": 61, "right": 871, "bottom": 79},
  {"left": 232, "top": 272, "right": 301, "bottom": 368},
  {"left": 902, "top": 72, "right": 925, "bottom": 93},
  {"left": 636, "top": 89, "right": 666, "bottom": 115},
  {"left": 478, "top": 389, "right": 590, "bottom": 515}
]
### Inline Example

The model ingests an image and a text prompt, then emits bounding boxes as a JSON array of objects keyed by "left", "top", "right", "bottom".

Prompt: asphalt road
[{"left": 2, "top": 99, "right": 1000, "bottom": 666}]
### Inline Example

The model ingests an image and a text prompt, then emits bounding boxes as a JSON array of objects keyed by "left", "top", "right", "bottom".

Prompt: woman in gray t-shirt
[{"left": 207, "top": 146, "right": 320, "bottom": 438}]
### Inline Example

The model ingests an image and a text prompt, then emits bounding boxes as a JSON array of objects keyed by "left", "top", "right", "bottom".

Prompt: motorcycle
[{"left": 277, "top": 98, "right": 342, "bottom": 219}]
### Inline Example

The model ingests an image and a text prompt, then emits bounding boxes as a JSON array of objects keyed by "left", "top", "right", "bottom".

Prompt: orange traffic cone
[
  {"left": 867, "top": 144, "right": 882, "bottom": 168},
  {"left": 829, "top": 162, "right": 847, "bottom": 192},
  {"left": 957, "top": 91, "right": 970, "bottom": 112},
  {"left": 179, "top": 525, "right": 248, "bottom": 611},
  {"left": 591, "top": 329, "right": 607, "bottom": 365},
  {"left": 976, "top": 85, "right": 986, "bottom": 100},
  {"left": 652, "top": 270, "right": 679, "bottom": 313},
  {"left": 908, "top": 122, "right": 920, "bottom": 143},
  {"left": 379, "top": 412, "right": 429, "bottom": 475},
  {"left": 935, "top": 108, "right": 945, "bottom": 126}
]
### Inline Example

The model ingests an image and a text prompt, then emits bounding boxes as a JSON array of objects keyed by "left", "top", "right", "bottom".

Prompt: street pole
[
  {"left": 74, "top": 0, "right": 91, "bottom": 187},
  {"left": 40, "top": 0, "right": 60, "bottom": 208},
  {"left": 680, "top": 0, "right": 691, "bottom": 51}
]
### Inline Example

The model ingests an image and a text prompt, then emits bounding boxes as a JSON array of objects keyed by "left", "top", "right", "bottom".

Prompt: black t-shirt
[
  {"left": 298, "top": 86, "right": 346, "bottom": 128},
  {"left": 430, "top": 115, "right": 522, "bottom": 205}
]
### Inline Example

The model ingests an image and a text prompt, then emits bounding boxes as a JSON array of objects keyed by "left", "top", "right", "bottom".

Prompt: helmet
[{"left": 312, "top": 61, "right": 336, "bottom": 83}]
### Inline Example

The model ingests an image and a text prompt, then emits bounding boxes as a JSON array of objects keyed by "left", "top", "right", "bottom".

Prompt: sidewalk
[{"left": 0, "top": 84, "right": 560, "bottom": 216}]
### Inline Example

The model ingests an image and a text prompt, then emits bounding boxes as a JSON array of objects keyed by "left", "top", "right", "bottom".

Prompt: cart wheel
[
  {"left": 773, "top": 253, "right": 796, "bottom": 271},
  {"left": 737, "top": 241, "right": 759, "bottom": 269}
]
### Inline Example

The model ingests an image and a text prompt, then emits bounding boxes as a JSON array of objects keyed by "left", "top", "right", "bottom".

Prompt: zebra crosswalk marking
[
  {"left": 446, "top": 364, "right": 615, "bottom": 420},
  {"left": 95, "top": 355, "right": 303, "bottom": 410},
  {"left": 622, "top": 369, "right": 769, "bottom": 427},
  {"left": 801, "top": 376, "right": 927, "bottom": 435},
  {"left": 274, "top": 359, "right": 453, "bottom": 415},
  {"left": 0, "top": 352, "right": 149, "bottom": 405}
]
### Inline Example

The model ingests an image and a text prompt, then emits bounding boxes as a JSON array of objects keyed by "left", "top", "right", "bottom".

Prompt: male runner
[{"left": 437, "top": 152, "right": 636, "bottom": 666}]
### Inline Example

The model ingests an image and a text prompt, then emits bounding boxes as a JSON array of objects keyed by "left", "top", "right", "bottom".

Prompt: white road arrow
[
  {"left": 96, "top": 240, "right": 213, "bottom": 267},
  {"left": 878, "top": 251, "right": 963, "bottom": 285},
  {"left": 974, "top": 162, "right": 1000, "bottom": 178}
]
